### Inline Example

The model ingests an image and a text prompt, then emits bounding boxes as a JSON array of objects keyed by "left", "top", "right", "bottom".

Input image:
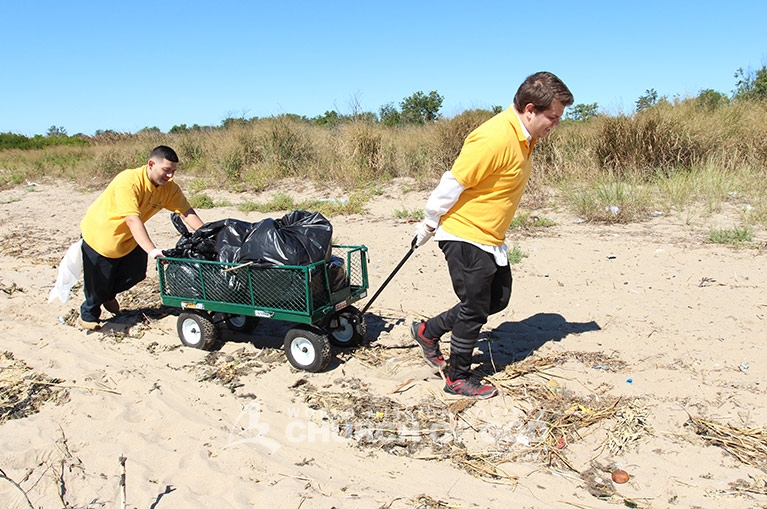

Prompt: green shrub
[
  {"left": 220, "top": 148, "right": 245, "bottom": 181},
  {"left": 564, "top": 179, "right": 653, "bottom": 224},
  {"left": 178, "top": 138, "right": 206, "bottom": 165},
  {"left": 238, "top": 191, "right": 296, "bottom": 213},
  {"left": 189, "top": 193, "right": 215, "bottom": 209},
  {"left": 393, "top": 207, "right": 424, "bottom": 220},
  {"left": 507, "top": 244, "right": 528, "bottom": 265},
  {"left": 0, "top": 132, "right": 89, "bottom": 151},
  {"left": 186, "top": 178, "right": 208, "bottom": 194},
  {"left": 709, "top": 226, "right": 753, "bottom": 244},
  {"left": 509, "top": 212, "right": 556, "bottom": 230},
  {"left": 0, "top": 169, "right": 26, "bottom": 187}
]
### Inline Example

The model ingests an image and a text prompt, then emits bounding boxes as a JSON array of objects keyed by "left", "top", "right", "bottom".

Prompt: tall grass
[{"left": 3, "top": 99, "right": 767, "bottom": 224}]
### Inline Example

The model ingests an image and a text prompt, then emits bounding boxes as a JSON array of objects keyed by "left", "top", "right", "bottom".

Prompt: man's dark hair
[
  {"left": 149, "top": 145, "right": 179, "bottom": 163},
  {"left": 513, "top": 72, "right": 574, "bottom": 112}
]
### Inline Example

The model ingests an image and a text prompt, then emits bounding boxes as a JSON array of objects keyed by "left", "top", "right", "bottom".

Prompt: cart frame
[{"left": 156, "top": 245, "right": 369, "bottom": 371}]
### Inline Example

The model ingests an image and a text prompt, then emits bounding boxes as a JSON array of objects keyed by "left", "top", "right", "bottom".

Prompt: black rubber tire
[
  {"left": 223, "top": 314, "right": 260, "bottom": 333},
  {"left": 327, "top": 306, "right": 367, "bottom": 347},
  {"left": 177, "top": 312, "right": 220, "bottom": 350},
  {"left": 284, "top": 325, "right": 331, "bottom": 372}
]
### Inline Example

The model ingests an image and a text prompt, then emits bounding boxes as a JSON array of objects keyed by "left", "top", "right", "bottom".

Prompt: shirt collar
[{"left": 512, "top": 108, "right": 532, "bottom": 145}]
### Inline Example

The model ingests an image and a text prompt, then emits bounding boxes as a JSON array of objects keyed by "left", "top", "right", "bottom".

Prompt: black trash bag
[
  {"left": 327, "top": 255, "right": 346, "bottom": 292},
  {"left": 164, "top": 211, "right": 332, "bottom": 266},
  {"left": 238, "top": 210, "right": 333, "bottom": 266},
  {"left": 171, "top": 212, "right": 190, "bottom": 237},
  {"left": 303, "top": 255, "right": 347, "bottom": 308},
  {"left": 163, "top": 214, "right": 257, "bottom": 262},
  {"left": 163, "top": 261, "right": 203, "bottom": 299},
  {"left": 161, "top": 212, "right": 348, "bottom": 309},
  {"left": 161, "top": 214, "right": 251, "bottom": 300},
  {"left": 162, "top": 213, "right": 219, "bottom": 260},
  {"left": 207, "top": 217, "right": 255, "bottom": 263}
]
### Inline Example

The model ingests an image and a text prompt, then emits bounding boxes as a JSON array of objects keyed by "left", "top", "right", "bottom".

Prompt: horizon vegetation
[{"left": 2, "top": 66, "right": 767, "bottom": 247}]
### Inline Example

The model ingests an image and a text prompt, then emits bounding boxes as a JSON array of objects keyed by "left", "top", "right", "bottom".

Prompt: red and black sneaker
[
  {"left": 443, "top": 375, "right": 498, "bottom": 399},
  {"left": 410, "top": 321, "right": 447, "bottom": 370}
]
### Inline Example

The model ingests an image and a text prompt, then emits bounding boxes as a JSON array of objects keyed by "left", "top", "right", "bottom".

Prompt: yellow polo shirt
[
  {"left": 439, "top": 108, "right": 535, "bottom": 246},
  {"left": 80, "top": 166, "right": 191, "bottom": 258}
]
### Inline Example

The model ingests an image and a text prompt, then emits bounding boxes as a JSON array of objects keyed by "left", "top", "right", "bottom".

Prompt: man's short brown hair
[{"left": 514, "top": 72, "right": 574, "bottom": 112}]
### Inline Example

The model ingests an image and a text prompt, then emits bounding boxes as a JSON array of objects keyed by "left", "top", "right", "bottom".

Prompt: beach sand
[{"left": 1, "top": 178, "right": 766, "bottom": 508}]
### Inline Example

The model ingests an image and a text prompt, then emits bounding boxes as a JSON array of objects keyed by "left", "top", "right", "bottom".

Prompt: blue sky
[{"left": 2, "top": 1, "right": 765, "bottom": 136}]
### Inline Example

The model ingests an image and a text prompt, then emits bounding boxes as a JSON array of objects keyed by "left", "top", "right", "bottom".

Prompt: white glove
[
  {"left": 414, "top": 222, "right": 435, "bottom": 248},
  {"left": 148, "top": 248, "right": 165, "bottom": 259}
]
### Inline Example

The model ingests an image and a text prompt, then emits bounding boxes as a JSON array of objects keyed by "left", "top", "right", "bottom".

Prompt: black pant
[
  {"left": 424, "top": 241, "right": 512, "bottom": 378},
  {"left": 80, "top": 240, "right": 147, "bottom": 322}
]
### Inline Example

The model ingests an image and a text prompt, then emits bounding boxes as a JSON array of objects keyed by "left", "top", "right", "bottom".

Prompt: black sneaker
[
  {"left": 444, "top": 375, "right": 498, "bottom": 399},
  {"left": 103, "top": 298, "right": 120, "bottom": 314},
  {"left": 410, "top": 321, "right": 447, "bottom": 369}
]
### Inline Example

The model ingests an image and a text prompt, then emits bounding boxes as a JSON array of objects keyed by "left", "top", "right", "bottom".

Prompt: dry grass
[
  {"left": 282, "top": 348, "right": 651, "bottom": 496},
  {"left": 0, "top": 351, "right": 70, "bottom": 423},
  {"left": 4, "top": 100, "right": 767, "bottom": 225},
  {"left": 687, "top": 415, "right": 767, "bottom": 467},
  {"left": 487, "top": 352, "right": 647, "bottom": 470},
  {"left": 196, "top": 347, "right": 285, "bottom": 392}
]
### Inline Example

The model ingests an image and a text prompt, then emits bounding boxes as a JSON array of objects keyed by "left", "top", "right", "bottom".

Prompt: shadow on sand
[
  {"left": 95, "top": 308, "right": 599, "bottom": 376},
  {"left": 474, "top": 312, "right": 602, "bottom": 372}
]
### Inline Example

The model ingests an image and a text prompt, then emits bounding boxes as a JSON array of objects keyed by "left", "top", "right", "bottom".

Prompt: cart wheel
[
  {"left": 284, "top": 326, "right": 331, "bottom": 372},
  {"left": 177, "top": 312, "right": 220, "bottom": 350},
  {"left": 328, "top": 306, "right": 367, "bottom": 347},
  {"left": 223, "top": 314, "right": 260, "bottom": 333}
]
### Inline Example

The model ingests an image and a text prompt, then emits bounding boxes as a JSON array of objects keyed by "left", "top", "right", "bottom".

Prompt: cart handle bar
[{"left": 361, "top": 236, "right": 418, "bottom": 314}]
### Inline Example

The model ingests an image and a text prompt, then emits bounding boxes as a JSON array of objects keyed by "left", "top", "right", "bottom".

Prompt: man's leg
[
  {"left": 80, "top": 241, "right": 117, "bottom": 323},
  {"left": 114, "top": 245, "right": 148, "bottom": 295},
  {"left": 102, "top": 245, "right": 148, "bottom": 314},
  {"left": 422, "top": 241, "right": 486, "bottom": 340},
  {"left": 438, "top": 241, "right": 500, "bottom": 398},
  {"left": 422, "top": 303, "right": 460, "bottom": 340},
  {"left": 488, "top": 263, "right": 512, "bottom": 316},
  {"left": 425, "top": 244, "right": 511, "bottom": 335},
  {"left": 439, "top": 241, "right": 495, "bottom": 339},
  {"left": 411, "top": 241, "right": 473, "bottom": 370},
  {"left": 81, "top": 243, "right": 147, "bottom": 323}
]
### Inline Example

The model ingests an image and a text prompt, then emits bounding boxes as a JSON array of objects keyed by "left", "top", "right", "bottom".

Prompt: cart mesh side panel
[
  {"left": 163, "top": 261, "right": 206, "bottom": 300},
  {"left": 345, "top": 247, "right": 365, "bottom": 288},
  {"left": 159, "top": 245, "right": 367, "bottom": 316},
  {"left": 161, "top": 261, "right": 329, "bottom": 312}
]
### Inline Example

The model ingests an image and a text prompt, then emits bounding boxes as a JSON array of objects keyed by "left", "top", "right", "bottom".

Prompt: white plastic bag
[{"left": 48, "top": 239, "right": 83, "bottom": 304}]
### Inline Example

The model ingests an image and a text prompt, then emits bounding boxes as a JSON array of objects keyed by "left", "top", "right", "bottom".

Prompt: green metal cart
[{"left": 157, "top": 245, "right": 369, "bottom": 372}]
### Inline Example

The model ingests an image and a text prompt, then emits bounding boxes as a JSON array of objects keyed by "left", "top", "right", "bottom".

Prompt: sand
[{"left": 1, "top": 177, "right": 766, "bottom": 508}]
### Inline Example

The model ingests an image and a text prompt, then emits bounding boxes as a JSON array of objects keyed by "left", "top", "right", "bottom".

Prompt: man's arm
[
  {"left": 414, "top": 171, "right": 465, "bottom": 248},
  {"left": 424, "top": 171, "right": 465, "bottom": 228},
  {"left": 180, "top": 208, "right": 203, "bottom": 230},
  {"left": 124, "top": 215, "right": 157, "bottom": 254}
]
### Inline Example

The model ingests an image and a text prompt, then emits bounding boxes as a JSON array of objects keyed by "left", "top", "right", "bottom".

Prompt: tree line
[{"left": 2, "top": 64, "right": 766, "bottom": 149}]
